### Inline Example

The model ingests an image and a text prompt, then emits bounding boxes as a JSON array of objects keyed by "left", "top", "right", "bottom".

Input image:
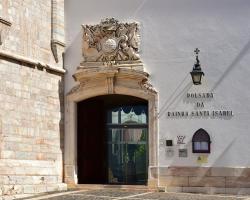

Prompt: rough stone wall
[
  {"left": 0, "top": 0, "right": 66, "bottom": 198},
  {"left": 0, "top": 61, "right": 65, "bottom": 195}
]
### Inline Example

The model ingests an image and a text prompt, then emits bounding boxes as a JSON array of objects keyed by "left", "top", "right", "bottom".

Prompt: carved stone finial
[{"left": 82, "top": 18, "right": 141, "bottom": 64}]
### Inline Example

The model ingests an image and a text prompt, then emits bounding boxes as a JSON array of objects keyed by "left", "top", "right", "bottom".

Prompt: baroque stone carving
[
  {"left": 82, "top": 18, "right": 140, "bottom": 63},
  {"left": 140, "top": 79, "right": 157, "bottom": 94}
]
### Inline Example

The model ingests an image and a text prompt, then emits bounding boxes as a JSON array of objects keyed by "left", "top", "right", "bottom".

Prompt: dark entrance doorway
[{"left": 77, "top": 95, "right": 148, "bottom": 185}]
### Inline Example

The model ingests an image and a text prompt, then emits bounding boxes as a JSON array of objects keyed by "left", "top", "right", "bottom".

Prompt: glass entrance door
[{"left": 106, "top": 105, "right": 148, "bottom": 185}]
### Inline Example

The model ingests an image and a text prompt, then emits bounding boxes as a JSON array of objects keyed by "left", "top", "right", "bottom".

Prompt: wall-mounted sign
[
  {"left": 165, "top": 148, "right": 174, "bottom": 157},
  {"left": 179, "top": 149, "right": 188, "bottom": 157},
  {"left": 166, "top": 92, "right": 233, "bottom": 119},
  {"left": 159, "top": 139, "right": 166, "bottom": 147},
  {"left": 197, "top": 155, "right": 208, "bottom": 164},
  {"left": 166, "top": 140, "right": 173, "bottom": 146},
  {"left": 167, "top": 110, "right": 233, "bottom": 118},
  {"left": 187, "top": 93, "right": 213, "bottom": 99},
  {"left": 177, "top": 136, "right": 186, "bottom": 144}
]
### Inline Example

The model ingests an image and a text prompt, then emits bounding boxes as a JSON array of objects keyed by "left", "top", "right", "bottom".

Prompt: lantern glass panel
[{"left": 192, "top": 74, "right": 202, "bottom": 84}]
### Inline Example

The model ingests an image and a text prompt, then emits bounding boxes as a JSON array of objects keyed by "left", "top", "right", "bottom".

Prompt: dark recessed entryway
[{"left": 77, "top": 94, "right": 148, "bottom": 185}]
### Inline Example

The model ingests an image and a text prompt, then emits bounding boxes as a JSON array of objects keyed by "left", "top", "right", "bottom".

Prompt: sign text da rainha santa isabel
[{"left": 167, "top": 93, "right": 233, "bottom": 118}]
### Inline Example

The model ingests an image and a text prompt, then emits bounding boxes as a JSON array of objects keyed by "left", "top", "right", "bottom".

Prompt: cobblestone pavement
[{"left": 24, "top": 189, "right": 250, "bottom": 200}]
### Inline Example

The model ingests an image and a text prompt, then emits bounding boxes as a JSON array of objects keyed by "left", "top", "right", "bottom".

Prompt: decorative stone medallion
[{"left": 102, "top": 38, "right": 117, "bottom": 53}]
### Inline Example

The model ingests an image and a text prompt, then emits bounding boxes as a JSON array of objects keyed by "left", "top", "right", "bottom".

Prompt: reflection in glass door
[{"left": 107, "top": 105, "right": 148, "bottom": 185}]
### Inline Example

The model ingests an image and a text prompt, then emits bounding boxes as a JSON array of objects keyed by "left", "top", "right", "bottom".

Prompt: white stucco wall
[{"left": 65, "top": 0, "right": 250, "bottom": 168}]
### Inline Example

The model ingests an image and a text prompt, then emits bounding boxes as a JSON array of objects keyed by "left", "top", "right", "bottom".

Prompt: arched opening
[
  {"left": 192, "top": 128, "right": 211, "bottom": 153},
  {"left": 77, "top": 94, "right": 148, "bottom": 185},
  {"left": 64, "top": 67, "right": 158, "bottom": 187}
]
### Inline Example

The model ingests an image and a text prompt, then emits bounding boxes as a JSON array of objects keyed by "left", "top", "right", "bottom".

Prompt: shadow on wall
[
  {"left": 58, "top": 79, "right": 64, "bottom": 152},
  {"left": 158, "top": 74, "right": 192, "bottom": 119},
  {"left": 64, "top": 30, "right": 82, "bottom": 94},
  {"left": 211, "top": 39, "right": 250, "bottom": 91},
  {"left": 65, "top": 30, "right": 82, "bottom": 66},
  {"left": 211, "top": 139, "right": 236, "bottom": 167},
  {"left": 57, "top": 78, "right": 64, "bottom": 181}
]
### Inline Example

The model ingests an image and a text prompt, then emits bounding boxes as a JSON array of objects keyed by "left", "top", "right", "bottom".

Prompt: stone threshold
[
  {"left": 0, "top": 49, "right": 66, "bottom": 74},
  {"left": 70, "top": 184, "right": 157, "bottom": 191}
]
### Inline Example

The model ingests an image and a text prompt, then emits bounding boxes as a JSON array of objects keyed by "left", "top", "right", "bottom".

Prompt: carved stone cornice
[
  {"left": 73, "top": 67, "right": 147, "bottom": 83},
  {"left": 73, "top": 66, "right": 118, "bottom": 82},
  {"left": 0, "top": 49, "right": 66, "bottom": 75},
  {"left": 70, "top": 66, "right": 156, "bottom": 95},
  {"left": 80, "top": 60, "right": 143, "bottom": 69}
]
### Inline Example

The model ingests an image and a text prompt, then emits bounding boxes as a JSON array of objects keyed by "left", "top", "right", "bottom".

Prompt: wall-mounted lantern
[{"left": 190, "top": 48, "right": 204, "bottom": 85}]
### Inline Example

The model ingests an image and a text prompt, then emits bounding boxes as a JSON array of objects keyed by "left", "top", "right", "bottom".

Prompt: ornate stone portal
[{"left": 65, "top": 18, "right": 158, "bottom": 187}]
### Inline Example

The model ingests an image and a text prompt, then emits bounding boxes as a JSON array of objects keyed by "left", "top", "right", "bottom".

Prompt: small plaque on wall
[
  {"left": 197, "top": 155, "right": 208, "bottom": 164},
  {"left": 165, "top": 148, "right": 174, "bottom": 157},
  {"left": 177, "top": 136, "right": 186, "bottom": 144},
  {"left": 159, "top": 139, "right": 166, "bottom": 147},
  {"left": 166, "top": 140, "right": 173, "bottom": 146},
  {"left": 179, "top": 149, "right": 188, "bottom": 157}
]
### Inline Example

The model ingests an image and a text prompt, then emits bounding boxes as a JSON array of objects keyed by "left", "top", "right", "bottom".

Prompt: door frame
[
  {"left": 106, "top": 105, "right": 149, "bottom": 185},
  {"left": 64, "top": 67, "right": 158, "bottom": 187}
]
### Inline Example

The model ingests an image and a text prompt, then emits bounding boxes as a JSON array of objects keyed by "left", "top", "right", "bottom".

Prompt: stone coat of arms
[{"left": 82, "top": 18, "right": 141, "bottom": 63}]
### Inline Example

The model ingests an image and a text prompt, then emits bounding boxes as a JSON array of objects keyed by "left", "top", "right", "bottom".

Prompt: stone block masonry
[
  {"left": 0, "top": 0, "right": 66, "bottom": 199},
  {"left": 0, "top": 60, "right": 66, "bottom": 198},
  {"left": 0, "top": 0, "right": 64, "bottom": 68},
  {"left": 154, "top": 166, "right": 250, "bottom": 195}
]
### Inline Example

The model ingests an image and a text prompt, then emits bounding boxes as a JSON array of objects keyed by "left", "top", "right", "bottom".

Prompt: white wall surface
[{"left": 65, "top": 0, "right": 250, "bottom": 167}]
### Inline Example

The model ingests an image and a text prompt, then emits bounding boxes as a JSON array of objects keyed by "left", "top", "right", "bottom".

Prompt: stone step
[{"left": 71, "top": 184, "right": 157, "bottom": 192}]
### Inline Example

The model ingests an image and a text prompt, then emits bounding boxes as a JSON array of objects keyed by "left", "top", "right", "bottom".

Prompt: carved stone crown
[
  {"left": 81, "top": 18, "right": 142, "bottom": 67},
  {"left": 100, "top": 18, "right": 118, "bottom": 28}
]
